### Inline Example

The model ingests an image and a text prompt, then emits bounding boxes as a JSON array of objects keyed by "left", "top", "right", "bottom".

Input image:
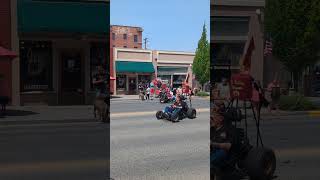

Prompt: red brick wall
[
  {"left": 110, "top": 25, "right": 143, "bottom": 49},
  {"left": 0, "top": 59, "right": 12, "bottom": 99},
  {"left": 0, "top": 0, "right": 12, "bottom": 100},
  {"left": 0, "top": 0, "right": 11, "bottom": 49}
]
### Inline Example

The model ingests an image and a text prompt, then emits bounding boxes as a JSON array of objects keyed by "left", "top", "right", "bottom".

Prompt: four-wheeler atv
[
  {"left": 159, "top": 91, "right": 175, "bottom": 103},
  {"left": 156, "top": 95, "right": 196, "bottom": 122},
  {"left": 211, "top": 101, "right": 276, "bottom": 180}
]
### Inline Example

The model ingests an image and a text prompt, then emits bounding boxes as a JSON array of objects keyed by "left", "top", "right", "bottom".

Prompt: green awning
[
  {"left": 18, "top": 0, "right": 109, "bottom": 33},
  {"left": 116, "top": 61, "right": 155, "bottom": 73}
]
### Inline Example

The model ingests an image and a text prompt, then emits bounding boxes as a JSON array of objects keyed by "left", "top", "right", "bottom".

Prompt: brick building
[
  {"left": 110, "top": 25, "right": 143, "bottom": 94},
  {"left": 110, "top": 25, "right": 143, "bottom": 49}
]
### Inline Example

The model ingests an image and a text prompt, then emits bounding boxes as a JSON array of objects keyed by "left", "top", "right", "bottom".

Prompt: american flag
[{"left": 264, "top": 39, "right": 273, "bottom": 56}]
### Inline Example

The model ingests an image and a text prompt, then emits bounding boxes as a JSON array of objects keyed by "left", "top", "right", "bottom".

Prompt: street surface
[
  {"left": 110, "top": 97, "right": 210, "bottom": 180},
  {"left": 249, "top": 113, "right": 320, "bottom": 180},
  {"left": 0, "top": 97, "right": 319, "bottom": 180},
  {"left": 0, "top": 121, "right": 109, "bottom": 180},
  {"left": 111, "top": 97, "right": 320, "bottom": 180}
]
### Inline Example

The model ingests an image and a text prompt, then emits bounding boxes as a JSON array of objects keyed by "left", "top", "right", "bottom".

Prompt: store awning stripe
[{"left": 116, "top": 61, "right": 155, "bottom": 73}]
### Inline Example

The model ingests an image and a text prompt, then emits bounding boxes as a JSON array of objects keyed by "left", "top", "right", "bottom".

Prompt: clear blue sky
[{"left": 111, "top": 0, "right": 210, "bottom": 52}]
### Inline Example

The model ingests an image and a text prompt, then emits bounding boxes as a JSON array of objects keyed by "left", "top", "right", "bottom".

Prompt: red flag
[{"left": 242, "top": 37, "right": 255, "bottom": 69}]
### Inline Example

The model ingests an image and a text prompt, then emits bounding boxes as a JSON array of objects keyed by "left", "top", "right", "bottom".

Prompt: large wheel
[
  {"left": 170, "top": 113, "right": 179, "bottom": 122},
  {"left": 187, "top": 108, "right": 197, "bottom": 119},
  {"left": 244, "top": 147, "right": 276, "bottom": 180},
  {"left": 156, "top": 111, "right": 163, "bottom": 119}
]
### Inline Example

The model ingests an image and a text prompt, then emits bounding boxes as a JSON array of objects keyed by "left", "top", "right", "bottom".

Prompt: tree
[
  {"left": 265, "top": 0, "right": 320, "bottom": 91},
  {"left": 193, "top": 24, "right": 210, "bottom": 91}
]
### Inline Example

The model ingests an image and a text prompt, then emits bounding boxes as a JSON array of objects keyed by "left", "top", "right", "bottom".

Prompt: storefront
[
  {"left": 156, "top": 51, "right": 195, "bottom": 89},
  {"left": 114, "top": 48, "right": 155, "bottom": 94},
  {"left": 17, "top": 0, "right": 109, "bottom": 105},
  {"left": 157, "top": 66, "right": 188, "bottom": 88}
]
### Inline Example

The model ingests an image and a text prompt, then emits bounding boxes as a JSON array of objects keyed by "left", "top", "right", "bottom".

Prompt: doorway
[
  {"left": 59, "top": 50, "right": 84, "bottom": 105},
  {"left": 128, "top": 77, "right": 137, "bottom": 95}
]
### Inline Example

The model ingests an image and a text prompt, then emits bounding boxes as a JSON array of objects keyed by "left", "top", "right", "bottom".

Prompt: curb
[{"left": 0, "top": 118, "right": 104, "bottom": 126}]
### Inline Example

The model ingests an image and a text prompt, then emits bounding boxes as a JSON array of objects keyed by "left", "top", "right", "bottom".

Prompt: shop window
[
  {"left": 90, "top": 42, "right": 108, "bottom": 90},
  {"left": 117, "top": 74, "right": 126, "bottom": 89},
  {"left": 134, "top": 35, "right": 138, "bottom": 42},
  {"left": 211, "top": 16, "right": 249, "bottom": 37},
  {"left": 20, "top": 41, "right": 53, "bottom": 91},
  {"left": 138, "top": 75, "right": 151, "bottom": 84},
  {"left": 173, "top": 75, "right": 186, "bottom": 88},
  {"left": 158, "top": 75, "right": 171, "bottom": 86}
]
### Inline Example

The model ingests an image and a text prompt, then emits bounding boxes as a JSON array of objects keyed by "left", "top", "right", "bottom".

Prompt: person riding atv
[
  {"left": 163, "top": 95, "right": 186, "bottom": 122},
  {"left": 159, "top": 89, "right": 175, "bottom": 103},
  {"left": 156, "top": 95, "right": 196, "bottom": 122}
]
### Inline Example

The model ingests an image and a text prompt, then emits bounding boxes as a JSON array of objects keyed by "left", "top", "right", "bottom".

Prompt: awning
[
  {"left": 116, "top": 61, "right": 155, "bottom": 73},
  {"left": 0, "top": 46, "right": 17, "bottom": 58},
  {"left": 157, "top": 66, "right": 188, "bottom": 75},
  {"left": 18, "top": 1, "right": 109, "bottom": 33}
]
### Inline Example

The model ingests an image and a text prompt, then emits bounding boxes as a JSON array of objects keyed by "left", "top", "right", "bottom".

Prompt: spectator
[
  {"left": 146, "top": 86, "right": 150, "bottom": 100},
  {"left": 266, "top": 79, "right": 280, "bottom": 113},
  {"left": 218, "top": 78, "right": 230, "bottom": 100}
]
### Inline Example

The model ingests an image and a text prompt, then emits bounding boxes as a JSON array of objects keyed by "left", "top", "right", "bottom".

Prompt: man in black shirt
[
  {"left": 92, "top": 65, "right": 107, "bottom": 97},
  {"left": 210, "top": 109, "right": 233, "bottom": 168}
]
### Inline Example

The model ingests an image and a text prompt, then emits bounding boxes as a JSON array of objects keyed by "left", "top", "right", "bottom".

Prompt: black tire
[
  {"left": 244, "top": 147, "right": 276, "bottom": 180},
  {"left": 187, "top": 108, "right": 197, "bottom": 119},
  {"left": 170, "top": 113, "right": 179, "bottom": 122},
  {"left": 156, "top": 111, "right": 163, "bottom": 119}
]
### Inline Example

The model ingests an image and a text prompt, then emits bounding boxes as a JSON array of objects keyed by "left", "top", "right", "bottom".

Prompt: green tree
[
  {"left": 193, "top": 24, "right": 210, "bottom": 91},
  {"left": 265, "top": 0, "right": 320, "bottom": 91}
]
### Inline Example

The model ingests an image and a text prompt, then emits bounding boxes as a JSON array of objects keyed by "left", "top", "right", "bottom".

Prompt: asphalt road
[
  {"left": 110, "top": 98, "right": 210, "bottom": 180},
  {"left": 0, "top": 122, "right": 109, "bottom": 180},
  {"left": 248, "top": 113, "right": 320, "bottom": 180},
  {"left": 111, "top": 98, "right": 320, "bottom": 180}
]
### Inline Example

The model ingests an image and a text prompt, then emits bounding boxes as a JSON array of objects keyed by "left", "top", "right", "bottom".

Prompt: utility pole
[{"left": 143, "top": 38, "right": 148, "bottom": 49}]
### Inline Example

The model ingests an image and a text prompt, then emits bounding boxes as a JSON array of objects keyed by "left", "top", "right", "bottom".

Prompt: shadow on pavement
[{"left": 0, "top": 109, "right": 39, "bottom": 117}]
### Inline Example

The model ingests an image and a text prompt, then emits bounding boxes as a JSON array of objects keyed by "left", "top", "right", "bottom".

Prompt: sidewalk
[
  {"left": 0, "top": 105, "right": 95, "bottom": 125},
  {"left": 111, "top": 95, "right": 210, "bottom": 101}
]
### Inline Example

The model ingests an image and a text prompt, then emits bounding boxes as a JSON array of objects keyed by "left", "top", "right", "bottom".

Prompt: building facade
[
  {"left": 211, "top": 0, "right": 294, "bottom": 89},
  {"left": 156, "top": 51, "right": 194, "bottom": 89},
  {"left": 1, "top": 0, "right": 109, "bottom": 105},
  {"left": 112, "top": 48, "right": 195, "bottom": 95}
]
